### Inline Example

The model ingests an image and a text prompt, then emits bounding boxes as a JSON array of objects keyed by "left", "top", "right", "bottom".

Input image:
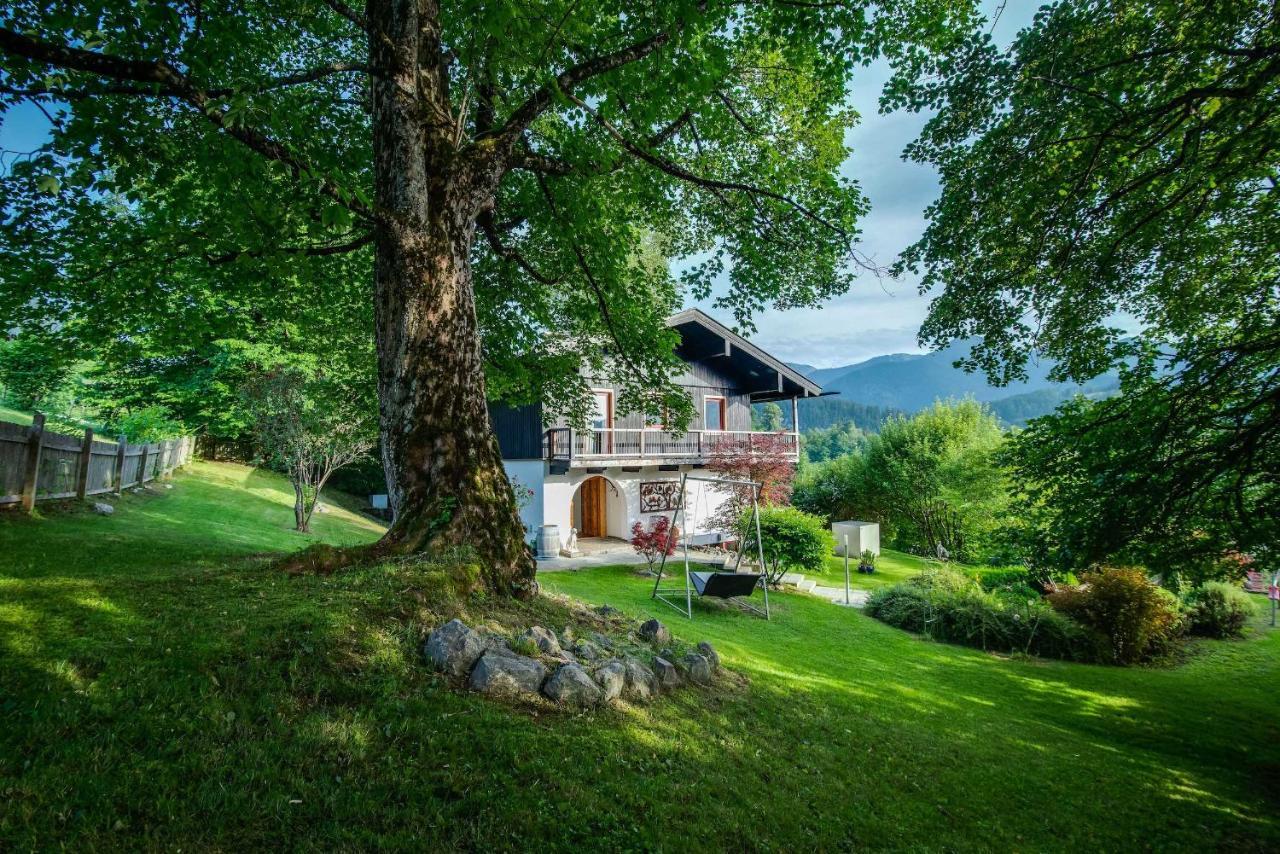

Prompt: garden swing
[{"left": 651, "top": 473, "right": 770, "bottom": 620}]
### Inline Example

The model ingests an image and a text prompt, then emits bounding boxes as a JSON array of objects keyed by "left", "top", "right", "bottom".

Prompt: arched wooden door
[{"left": 578, "top": 476, "right": 608, "bottom": 538}]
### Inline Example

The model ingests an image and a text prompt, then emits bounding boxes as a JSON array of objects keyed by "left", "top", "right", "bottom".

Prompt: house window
[
  {"left": 590, "top": 390, "right": 613, "bottom": 430},
  {"left": 704, "top": 395, "right": 726, "bottom": 431},
  {"left": 590, "top": 389, "right": 614, "bottom": 453}
]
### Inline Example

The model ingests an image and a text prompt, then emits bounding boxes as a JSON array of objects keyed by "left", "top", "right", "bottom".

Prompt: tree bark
[
  {"left": 362, "top": 0, "right": 535, "bottom": 597},
  {"left": 293, "top": 480, "right": 309, "bottom": 532}
]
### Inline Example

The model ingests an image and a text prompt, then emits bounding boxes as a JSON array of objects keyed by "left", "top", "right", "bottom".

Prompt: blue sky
[
  {"left": 702, "top": 0, "right": 1035, "bottom": 368},
  {"left": 0, "top": 1, "right": 1032, "bottom": 369}
]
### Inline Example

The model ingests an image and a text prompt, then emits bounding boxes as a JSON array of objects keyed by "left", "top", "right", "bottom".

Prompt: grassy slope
[
  {"left": 2, "top": 461, "right": 1278, "bottom": 850},
  {"left": 0, "top": 405, "right": 32, "bottom": 426}
]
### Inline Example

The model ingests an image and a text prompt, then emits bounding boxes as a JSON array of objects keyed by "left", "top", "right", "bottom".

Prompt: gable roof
[{"left": 666, "top": 308, "right": 824, "bottom": 402}]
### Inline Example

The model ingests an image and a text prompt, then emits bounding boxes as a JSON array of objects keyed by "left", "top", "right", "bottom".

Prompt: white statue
[{"left": 560, "top": 526, "right": 581, "bottom": 558}]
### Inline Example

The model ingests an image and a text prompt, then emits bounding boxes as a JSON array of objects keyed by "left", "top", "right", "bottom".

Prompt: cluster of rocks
[{"left": 423, "top": 614, "right": 721, "bottom": 708}]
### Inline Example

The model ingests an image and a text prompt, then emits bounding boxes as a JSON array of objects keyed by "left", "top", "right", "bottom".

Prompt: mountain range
[{"left": 782, "top": 339, "right": 1119, "bottom": 428}]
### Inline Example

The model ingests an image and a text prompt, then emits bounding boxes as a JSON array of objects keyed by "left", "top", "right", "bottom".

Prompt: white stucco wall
[
  {"left": 541, "top": 466, "right": 734, "bottom": 542},
  {"left": 501, "top": 459, "right": 546, "bottom": 540}
]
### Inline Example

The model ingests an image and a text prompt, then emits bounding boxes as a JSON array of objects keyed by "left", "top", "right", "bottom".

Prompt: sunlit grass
[{"left": 1, "top": 461, "right": 1278, "bottom": 850}]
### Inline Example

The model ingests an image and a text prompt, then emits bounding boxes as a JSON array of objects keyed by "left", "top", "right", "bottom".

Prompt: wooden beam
[
  {"left": 75, "top": 428, "right": 93, "bottom": 500},
  {"left": 114, "top": 435, "right": 128, "bottom": 495},
  {"left": 19, "top": 411, "right": 45, "bottom": 512}
]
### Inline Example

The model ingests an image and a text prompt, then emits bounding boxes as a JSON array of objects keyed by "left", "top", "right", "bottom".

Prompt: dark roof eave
[{"left": 666, "top": 308, "right": 824, "bottom": 397}]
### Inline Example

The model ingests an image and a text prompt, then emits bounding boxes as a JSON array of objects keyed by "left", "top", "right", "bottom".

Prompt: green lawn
[
  {"left": 2, "top": 461, "right": 1278, "bottom": 850},
  {"left": 816, "top": 547, "right": 940, "bottom": 591},
  {"left": 0, "top": 405, "right": 33, "bottom": 426}
]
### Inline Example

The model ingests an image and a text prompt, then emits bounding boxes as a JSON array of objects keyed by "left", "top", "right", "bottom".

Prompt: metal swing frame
[{"left": 651, "top": 473, "right": 770, "bottom": 620}]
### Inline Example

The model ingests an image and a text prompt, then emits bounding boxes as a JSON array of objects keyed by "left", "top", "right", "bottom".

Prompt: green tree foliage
[
  {"left": 892, "top": 1, "right": 1280, "bottom": 574},
  {"left": 796, "top": 399, "right": 1010, "bottom": 563},
  {"left": 742, "top": 505, "right": 831, "bottom": 587},
  {"left": 756, "top": 397, "right": 895, "bottom": 433},
  {"left": 752, "top": 401, "right": 784, "bottom": 432},
  {"left": 242, "top": 366, "right": 376, "bottom": 532},
  {"left": 0, "top": 0, "right": 980, "bottom": 590},
  {"left": 800, "top": 421, "right": 867, "bottom": 464},
  {"left": 114, "top": 405, "right": 185, "bottom": 443},
  {"left": 0, "top": 336, "right": 74, "bottom": 411}
]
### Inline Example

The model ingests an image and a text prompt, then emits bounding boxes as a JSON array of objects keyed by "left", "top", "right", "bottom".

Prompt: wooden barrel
[{"left": 536, "top": 524, "right": 561, "bottom": 559}]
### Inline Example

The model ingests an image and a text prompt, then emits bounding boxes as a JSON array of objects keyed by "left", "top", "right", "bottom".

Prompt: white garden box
[{"left": 832, "top": 521, "right": 880, "bottom": 557}]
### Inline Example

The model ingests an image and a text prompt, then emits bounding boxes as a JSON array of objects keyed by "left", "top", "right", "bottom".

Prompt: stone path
[{"left": 779, "top": 573, "right": 870, "bottom": 608}]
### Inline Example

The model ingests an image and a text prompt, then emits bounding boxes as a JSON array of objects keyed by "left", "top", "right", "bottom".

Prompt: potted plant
[{"left": 857, "top": 549, "right": 877, "bottom": 574}]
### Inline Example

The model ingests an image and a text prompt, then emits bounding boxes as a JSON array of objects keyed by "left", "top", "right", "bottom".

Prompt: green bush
[
  {"left": 969, "top": 566, "right": 1030, "bottom": 592},
  {"left": 114, "top": 405, "right": 185, "bottom": 443},
  {"left": 742, "top": 505, "right": 832, "bottom": 586},
  {"left": 1184, "top": 582, "right": 1257, "bottom": 639},
  {"left": 866, "top": 569, "right": 1101, "bottom": 662},
  {"left": 1048, "top": 567, "right": 1186, "bottom": 664}
]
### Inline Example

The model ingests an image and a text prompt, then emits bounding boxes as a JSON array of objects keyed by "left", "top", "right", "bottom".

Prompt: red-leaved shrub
[{"left": 631, "top": 516, "right": 678, "bottom": 569}]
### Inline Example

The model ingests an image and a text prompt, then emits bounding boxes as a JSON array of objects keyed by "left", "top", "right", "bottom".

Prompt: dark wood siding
[
  {"left": 489, "top": 402, "right": 544, "bottom": 459},
  {"left": 556, "top": 358, "right": 753, "bottom": 431}
]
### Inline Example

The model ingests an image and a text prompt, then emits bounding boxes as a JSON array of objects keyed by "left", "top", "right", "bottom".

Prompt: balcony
[{"left": 543, "top": 428, "right": 799, "bottom": 468}]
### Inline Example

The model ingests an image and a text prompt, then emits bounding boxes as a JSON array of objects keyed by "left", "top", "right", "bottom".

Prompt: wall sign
[{"left": 639, "top": 480, "right": 681, "bottom": 513}]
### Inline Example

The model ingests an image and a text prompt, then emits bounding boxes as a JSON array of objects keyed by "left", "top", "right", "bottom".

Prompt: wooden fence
[{"left": 0, "top": 412, "right": 194, "bottom": 509}]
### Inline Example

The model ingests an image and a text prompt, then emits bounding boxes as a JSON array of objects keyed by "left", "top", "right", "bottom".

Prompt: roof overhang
[{"left": 666, "top": 308, "right": 824, "bottom": 400}]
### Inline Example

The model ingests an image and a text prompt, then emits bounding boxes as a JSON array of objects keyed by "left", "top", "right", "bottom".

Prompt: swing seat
[{"left": 690, "top": 571, "right": 763, "bottom": 599}]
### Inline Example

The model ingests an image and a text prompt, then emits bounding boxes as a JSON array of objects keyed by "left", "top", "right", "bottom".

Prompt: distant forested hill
[
  {"left": 779, "top": 341, "right": 1119, "bottom": 427},
  {"left": 762, "top": 397, "right": 897, "bottom": 432}
]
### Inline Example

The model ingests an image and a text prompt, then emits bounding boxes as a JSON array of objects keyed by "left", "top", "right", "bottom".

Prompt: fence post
[
  {"left": 20, "top": 411, "right": 46, "bottom": 512},
  {"left": 75, "top": 428, "right": 94, "bottom": 500},
  {"left": 115, "top": 435, "right": 128, "bottom": 495}
]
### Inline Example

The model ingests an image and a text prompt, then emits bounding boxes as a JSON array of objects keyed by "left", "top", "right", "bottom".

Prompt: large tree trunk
[{"left": 363, "top": 0, "right": 535, "bottom": 597}]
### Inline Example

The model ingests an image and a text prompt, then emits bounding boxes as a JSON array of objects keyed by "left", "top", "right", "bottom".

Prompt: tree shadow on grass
[
  {"left": 4, "top": 544, "right": 1280, "bottom": 850},
  {"left": 543, "top": 565, "right": 1280, "bottom": 850}
]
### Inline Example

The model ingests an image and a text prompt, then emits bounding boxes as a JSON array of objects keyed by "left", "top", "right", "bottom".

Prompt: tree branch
[
  {"left": 491, "top": 30, "right": 671, "bottom": 142},
  {"left": 0, "top": 27, "right": 378, "bottom": 223},
  {"left": 205, "top": 231, "right": 374, "bottom": 264},
  {"left": 478, "top": 212, "right": 563, "bottom": 284},
  {"left": 1, "top": 61, "right": 368, "bottom": 100},
  {"left": 321, "top": 0, "right": 369, "bottom": 32},
  {"left": 565, "top": 92, "right": 849, "bottom": 237}
]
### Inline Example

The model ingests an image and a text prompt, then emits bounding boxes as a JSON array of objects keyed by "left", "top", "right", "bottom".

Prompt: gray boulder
[
  {"left": 681, "top": 652, "right": 714, "bottom": 685},
  {"left": 623, "top": 658, "right": 657, "bottom": 702},
  {"left": 638, "top": 619, "right": 671, "bottom": 644},
  {"left": 593, "top": 660, "right": 626, "bottom": 702},
  {"left": 589, "top": 631, "right": 615, "bottom": 650},
  {"left": 469, "top": 649, "right": 547, "bottom": 697},
  {"left": 653, "top": 656, "right": 681, "bottom": 690},
  {"left": 557, "top": 626, "right": 575, "bottom": 649},
  {"left": 518, "top": 625, "right": 562, "bottom": 656},
  {"left": 697, "top": 641, "right": 720, "bottom": 671},
  {"left": 92, "top": 502, "right": 114, "bottom": 515},
  {"left": 476, "top": 629, "right": 511, "bottom": 653},
  {"left": 543, "top": 663, "right": 602, "bottom": 707},
  {"left": 595, "top": 604, "right": 621, "bottom": 617},
  {"left": 573, "top": 639, "right": 604, "bottom": 662},
  {"left": 424, "top": 619, "right": 485, "bottom": 678}
]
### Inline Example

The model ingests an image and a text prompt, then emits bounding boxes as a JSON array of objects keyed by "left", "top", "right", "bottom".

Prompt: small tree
[
  {"left": 243, "top": 368, "right": 375, "bottom": 533},
  {"left": 631, "top": 516, "right": 679, "bottom": 571},
  {"left": 743, "top": 506, "right": 831, "bottom": 587},
  {"left": 706, "top": 433, "right": 797, "bottom": 531}
]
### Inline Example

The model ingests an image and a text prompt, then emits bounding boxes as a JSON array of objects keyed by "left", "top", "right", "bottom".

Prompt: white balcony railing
[{"left": 544, "top": 428, "right": 799, "bottom": 464}]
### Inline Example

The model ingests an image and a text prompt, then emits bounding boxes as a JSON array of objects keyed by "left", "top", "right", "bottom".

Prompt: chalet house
[{"left": 490, "top": 308, "right": 823, "bottom": 549}]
